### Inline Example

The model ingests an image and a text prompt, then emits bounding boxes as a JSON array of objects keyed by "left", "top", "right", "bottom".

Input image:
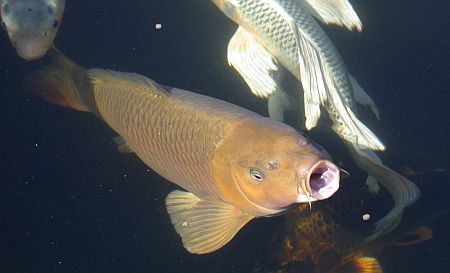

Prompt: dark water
[{"left": 0, "top": 1, "right": 449, "bottom": 272}]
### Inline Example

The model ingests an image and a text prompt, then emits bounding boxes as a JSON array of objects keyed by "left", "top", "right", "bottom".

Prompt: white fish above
[
  {"left": 0, "top": 0, "right": 65, "bottom": 60},
  {"left": 212, "top": 0, "right": 384, "bottom": 151}
]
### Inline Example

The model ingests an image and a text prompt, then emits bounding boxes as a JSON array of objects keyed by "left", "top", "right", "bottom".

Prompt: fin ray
[
  {"left": 302, "top": 0, "right": 363, "bottom": 31},
  {"left": 166, "top": 190, "right": 255, "bottom": 254},
  {"left": 227, "top": 27, "right": 279, "bottom": 98}
]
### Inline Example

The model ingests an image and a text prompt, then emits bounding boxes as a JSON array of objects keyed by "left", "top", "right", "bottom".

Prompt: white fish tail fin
[
  {"left": 350, "top": 75, "right": 380, "bottom": 120},
  {"left": 166, "top": 190, "right": 255, "bottom": 254},
  {"left": 346, "top": 144, "right": 421, "bottom": 240},
  {"left": 301, "top": 0, "right": 363, "bottom": 31},
  {"left": 23, "top": 47, "right": 89, "bottom": 111}
]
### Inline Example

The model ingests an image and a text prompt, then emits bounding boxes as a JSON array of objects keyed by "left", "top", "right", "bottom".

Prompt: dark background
[{"left": 0, "top": 1, "right": 449, "bottom": 272}]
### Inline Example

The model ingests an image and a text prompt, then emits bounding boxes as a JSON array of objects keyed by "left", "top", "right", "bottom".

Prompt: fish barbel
[
  {"left": 24, "top": 48, "right": 341, "bottom": 254},
  {"left": 0, "top": 0, "right": 65, "bottom": 60},
  {"left": 212, "top": 0, "right": 384, "bottom": 151}
]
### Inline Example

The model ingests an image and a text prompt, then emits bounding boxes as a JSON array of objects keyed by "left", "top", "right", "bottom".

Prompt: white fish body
[
  {"left": 213, "top": 0, "right": 384, "bottom": 151},
  {"left": 0, "top": 0, "right": 65, "bottom": 60}
]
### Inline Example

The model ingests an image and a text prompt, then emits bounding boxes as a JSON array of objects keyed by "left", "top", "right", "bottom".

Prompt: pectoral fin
[
  {"left": 301, "top": 0, "right": 363, "bottom": 31},
  {"left": 352, "top": 257, "right": 383, "bottom": 273},
  {"left": 349, "top": 75, "right": 380, "bottom": 120},
  {"left": 268, "top": 90, "right": 298, "bottom": 122},
  {"left": 227, "top": 27, "right": 279, "bottom": 98},
  {"left": 112, "top": 136, "right": 133, "bottom": 153},
  {"left": 165, "top": 190, "right": 255, "bottom": 254},
  {"left": 393, "top": 226, "right": 433, "bottom": 247}
]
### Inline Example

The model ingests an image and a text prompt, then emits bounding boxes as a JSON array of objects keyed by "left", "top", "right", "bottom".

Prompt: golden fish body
[
  {"left": 25, "top": 49, "right": 340, "bottom": 254},
  {"left": 0, "top": 0, "right": 65, "bottom": 60}
]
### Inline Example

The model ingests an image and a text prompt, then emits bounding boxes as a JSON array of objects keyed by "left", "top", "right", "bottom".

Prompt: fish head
[
  {"left": 0, "top": 0, "right": 65, "bottom": 60},
  {"left": 215, "top": 118, "right": 340, "bottom": 216}
]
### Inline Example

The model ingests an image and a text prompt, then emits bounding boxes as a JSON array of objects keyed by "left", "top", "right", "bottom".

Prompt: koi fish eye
[{"left": 250, "top": 169, "right": 264, "bottom": 182}]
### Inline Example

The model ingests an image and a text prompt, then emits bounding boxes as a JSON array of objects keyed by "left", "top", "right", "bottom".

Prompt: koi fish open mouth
[
  {"left": 308, "top": 160, "right": 340, "bottom": 200},
  {"left": 297, "top": 160, "right": 340, "bottom": 203}
]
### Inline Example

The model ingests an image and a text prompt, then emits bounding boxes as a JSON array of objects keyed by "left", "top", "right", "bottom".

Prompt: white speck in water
[
  {"left": 362, "top": 213, "right": 370, "bottom": 221},
  {"left": 155, "top": 23, "right": 162, "bottom": 29}
]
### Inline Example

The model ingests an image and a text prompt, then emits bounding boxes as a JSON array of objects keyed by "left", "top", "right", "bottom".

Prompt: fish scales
[
  {"left": 88, "top": 70, "right": 256, "bottom": 197},
  {"left": 235, "top": 0, "right": 355, "bottom": 109}
]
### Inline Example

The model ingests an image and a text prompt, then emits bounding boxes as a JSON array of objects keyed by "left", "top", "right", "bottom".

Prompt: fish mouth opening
[{"left": 306, "top": 160, "right": 340, "bottom": 200}]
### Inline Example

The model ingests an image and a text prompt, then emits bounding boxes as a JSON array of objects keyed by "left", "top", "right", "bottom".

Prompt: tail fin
[{"left": 23, "top": 47, "right": 89, "bottom": 112}]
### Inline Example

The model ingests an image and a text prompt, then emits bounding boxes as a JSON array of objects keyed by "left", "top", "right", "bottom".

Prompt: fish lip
[{"left": 300, "top": 160, "right": 340, "bottom": 201}]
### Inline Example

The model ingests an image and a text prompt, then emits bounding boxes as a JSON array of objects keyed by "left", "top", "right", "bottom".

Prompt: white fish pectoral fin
[
  {"left": 349, "top": 75, "right": 380, "bottom": 120},
  {"left": 289, "top": 20, "right": 326, "bottom": 130},
  {"left": 165, "top": 190, "right": 255, "bottom": 254},
  {"left": 268, "top": 90, "right": 298, "bottom": 121},
  {"left": 366, "top": 175, "right": 380, "bottom": 194},
  {"left": 227, "top": 27, "right": 279, "bottom": 98},
  {"left": 300, "top": 0, "right": 363, "bottom": 31}
]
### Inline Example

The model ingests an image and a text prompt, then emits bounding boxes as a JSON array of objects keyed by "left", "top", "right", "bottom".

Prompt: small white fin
[
  {"left": 363, "top": 149, "right": 382, "bottom": 193},
  {"left": 350, "top": 75, "right": 380, "bottom": 120},
  {"left": 353, "top": 257, "right": 383, "bottom": 273},
  {"left": 112, "top": 136, "right": 133, "bottom": 153},
  {"left": 301, "top": 0, "right": 363, "bottom": 31},
  {"left": 366, "top": 175, "right": 380, "bottom": 194},
  {"left": 165, "top": 190, "right": 255, "bottom": 254},
  {"left": 346, "top": 144, "right": 421, "bottom": 241},
  {"left": 227, "top": 27, "right": 279, "bottom": 98},
  {"left": 268, "top": 90, "right": 298, "bottom": 122}
]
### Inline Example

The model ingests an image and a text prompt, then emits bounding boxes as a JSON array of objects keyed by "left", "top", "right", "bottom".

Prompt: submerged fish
[
  {"left": 211, "top": 0, "right": 420, "bottom": 240},
  {"left": 254, "top": 182, "right": 445, "bottom": 273},
  {"left": 24, "top": 48, "right": 341, "bottom": 254},
  {"left": 0, "top": 0, "right": 65, "bottom": 60},
  {"left": 212, "top": 0, "right": 384, "bottom": 151}
]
